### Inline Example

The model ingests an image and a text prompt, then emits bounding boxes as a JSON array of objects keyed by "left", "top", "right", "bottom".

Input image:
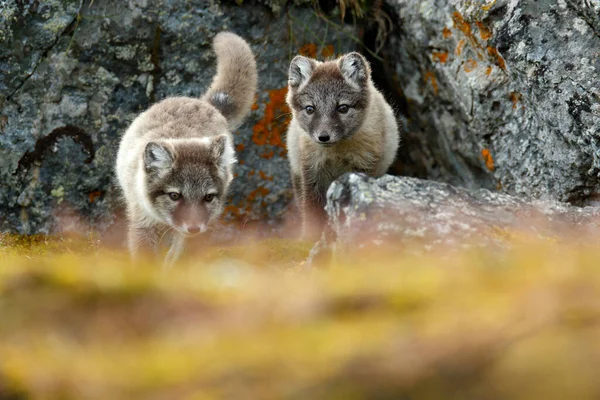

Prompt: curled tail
[{"left": 203, "top": 32, "right": 258, "bottom": 131}]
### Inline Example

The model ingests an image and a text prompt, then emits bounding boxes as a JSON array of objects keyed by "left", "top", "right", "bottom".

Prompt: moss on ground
[{"left": 1, "top": 234, "right": 600, "bottom": 399}]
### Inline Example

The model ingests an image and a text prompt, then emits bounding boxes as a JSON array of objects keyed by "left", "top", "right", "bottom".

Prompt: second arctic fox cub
[
  {"left": 116, "top": 32, "right": 257, "bottom": 266},
  {"left": 285, "top": 52, "right": 400, "bottom": 237}
]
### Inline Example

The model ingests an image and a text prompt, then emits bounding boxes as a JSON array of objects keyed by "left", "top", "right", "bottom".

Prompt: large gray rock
[
  {"left": 0, "top": 0, "right": 356, "bottom": 235},
  {"left": 384, "top": 0, "right": 600, "bottom": 204},
  {"left": 4, "top": 0, "right": 600, "bottom": 238},
  {"left": 323, "top": 173, "right": 600, "bottom": 253}
]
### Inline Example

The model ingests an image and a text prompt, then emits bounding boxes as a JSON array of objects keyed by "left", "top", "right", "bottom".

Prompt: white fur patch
[
  {"left": 296, "top": 58, "right": 313, "bottom": 80},
  {"left": 167, "top": 137, "right": 212, "bottom": 147},
  {"left": 290, "top": 56, "right": 315, "bottom": 88},
  {"left": 146, "top": 143, "right": 173, "bottom": 171},
  {"left": 339, "top": 54, "right": 367, "bottom": 90},
  {"left": 135, "top": 165, "right": 164, "bottom": 223},
  {"left": 212, "top": 91, "right": 229, "bottom": 104},
  {"left": 219, "top": 135, "right": 237, "bottom": 168}
]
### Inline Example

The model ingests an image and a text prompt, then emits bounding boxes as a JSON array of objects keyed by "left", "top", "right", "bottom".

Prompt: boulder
[
  {"left": 319, "top": 173, "right": 600, "bottom": 255},
  {"left": 382, "top": 0, "right": 600, "bottom": 204},
  {"left": 0, "top": 0, "right": 356, "bottom": 234}
]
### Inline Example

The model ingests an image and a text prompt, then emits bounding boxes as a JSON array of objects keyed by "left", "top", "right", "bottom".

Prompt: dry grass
[{"left": 1, "top": 233, "right": 600, "bottom": 399}]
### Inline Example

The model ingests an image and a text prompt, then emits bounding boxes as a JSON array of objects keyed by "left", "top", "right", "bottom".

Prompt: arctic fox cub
[
  {"left": 285, "top": 52, "right": 400, "bottom": 237},
  {"left": 116, "top": 32, "right": 257, "bottom": 266}
]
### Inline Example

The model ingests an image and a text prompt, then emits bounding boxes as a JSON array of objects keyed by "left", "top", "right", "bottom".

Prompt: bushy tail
[{"left": 202, "top": 32, "right": 258, "bottom": 131}]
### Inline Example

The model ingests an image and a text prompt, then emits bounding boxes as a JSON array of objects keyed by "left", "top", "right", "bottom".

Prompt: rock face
[
  {"left": 3, "top": 0, "right": 600, "bottom": 237},
  {"left": 0, "top": 0, "right": 355, "bottom": 234},
  {"left": 325, "top": 173, "right": 600, "bottom": 252},
  {"left": 383, "top": 0, "right": 600, "bottom": 204}
]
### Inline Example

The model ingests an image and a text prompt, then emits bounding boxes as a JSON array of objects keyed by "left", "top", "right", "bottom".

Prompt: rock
[
  {"left": 5, "top": 0, "right": 599, "bottom": 238},
  {"left": 320, "top": 173, "right": 600, "bottom": 255},
  {"left": 381, "top": 0, "right": 600, "bottom": 204},
  {"left": 0, "top": 0, "right": 357, "bottom": 235}
]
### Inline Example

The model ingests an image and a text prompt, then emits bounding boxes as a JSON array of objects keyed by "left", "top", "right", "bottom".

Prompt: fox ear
[
  {"left": 339, "top": 52, "right": 370, "bottom": 87},
  {"left": 144, "top": 142, "right": 173, "bottom": 173},
  {"left": 289, "top": 56, "right": 316, "bottom": 88},
  {"left": 210, "top": 134, "right": 236, "bottom": 168}
]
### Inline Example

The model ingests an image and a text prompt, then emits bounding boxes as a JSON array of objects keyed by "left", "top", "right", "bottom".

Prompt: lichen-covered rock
[
  {"left": 384, "top": 0, "right": 600, "bottom": 204},
  {"left": 323, "top": 173, "right": 600, "bottom": 253},
  {"left": 0, "top": 0, "right": 357, "bottom": 234}
]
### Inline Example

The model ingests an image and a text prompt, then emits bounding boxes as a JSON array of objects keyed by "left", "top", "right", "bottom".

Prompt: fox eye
[
  {"left": 204, "top": 193, "right": 216, "bottom": 203},
  {"left": 337, "top": 104, "right": 350, "bottom": 114},
  {"left": 305, "top": 106, "right": 315, "bottom": 115},
  {"left": 168, "top": 192, "right": 181, "bottom": 201}
]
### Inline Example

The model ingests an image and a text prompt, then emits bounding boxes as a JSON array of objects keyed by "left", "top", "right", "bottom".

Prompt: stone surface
[
  {"left": 382, "top": 0, "right": 600, "bottom": 204},
  {"left": 3, "top": 0, "right": 600, "bottom": 237},
  {"left": 0, "top": 0, "right": 356, "bottom": 234},
  {"left": 323, "top": 173, "right": 600, "bottom": 253}
]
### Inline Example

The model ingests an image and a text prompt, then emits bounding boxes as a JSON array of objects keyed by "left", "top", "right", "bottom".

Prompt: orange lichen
[
  {"left": 476, "top": 22, "right": 492, "bottom": 40},
  {"left": 487, "top": 46, "right": 506, "bottom": 70},
  {"left": 481, "top": 148, "right": 495, "bottom": 172},
  {"left": 452, "top": 11, "right": 486, "bottom": 58},
  {"left": 482, "top": 0, "right": 497, "bottom": 11},
  {"left": 424, "top": 71, "right": 438, "bottom": 95},
  {"left": 452, "top": 12, "right": 471, "bottom": 36},
  {"left": 464, "top": 59, "right": 478, "bottom": 72},
  {"left": 442, "top": 27, "right": 452, "bottom": 38},
  {"left": 247, "top": 187, "right": 270, "bottom": 202},
  {"left": 299, "top": 43, "right": 318, "bottom": 58},
  {"left": 509, "top": 91, "right": 522, "bottom": 109},
  {"left": 88, "top": 191, "right": 102, "bottom": 204},
  {"left": 236, "top": 143, "right": 245, "bottom": 152},
  {"left": 322, "top": 45, "right": 335, "bottom": 58},
  {"left": 239, "top": 160, "right": 245, "bottom": 165},
  {"left": 252, "top": 87, "right": 290, "bottom": 149},
  {"left": 485, "top": 66, "right": 493, "bottom": 76},
  {"left": 251, "top": 102, "right": 259, "bottom": 111},
  {"left": 432, "top": 51, "right": 449, "bottom": 64},
  {"left": 224, "top": 204, "right": 242, "bottom": 218},
  {"left": 248, "top": 170, "right": 256, "bottom": 177},
  {"left": 258, "top": 170, "right": 273, "bottom": 181},
  {"left": 260, "top": 151, "right": 275, "bottom": 159},
  {"left": 455, "top": 39, "right": 466, "bottom": 56}
]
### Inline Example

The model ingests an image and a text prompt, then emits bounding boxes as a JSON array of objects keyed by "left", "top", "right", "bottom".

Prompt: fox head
[
  {"left": 140, "top": 135, "right": 235, "bottom": 237},
  {"left": 287, "top": 52, "right": 372, "bottom": 145}
]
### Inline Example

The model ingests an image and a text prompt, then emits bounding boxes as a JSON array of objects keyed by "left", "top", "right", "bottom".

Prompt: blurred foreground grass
[{"left": 2, "top": 233, "right": 600, "bottom": 399}]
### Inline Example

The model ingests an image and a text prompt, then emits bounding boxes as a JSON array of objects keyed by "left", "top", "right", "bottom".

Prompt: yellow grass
[{"left": 1, "top": 233, "right": 600, "bottom": 399}]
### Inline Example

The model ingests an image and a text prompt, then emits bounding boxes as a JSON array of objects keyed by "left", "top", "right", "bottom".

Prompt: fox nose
[
  {"left": 318, "top": 134, "right": 330, "bottom": 143},
  {"left": 187, "top": 226, "right": 200, "bottom": 234}
]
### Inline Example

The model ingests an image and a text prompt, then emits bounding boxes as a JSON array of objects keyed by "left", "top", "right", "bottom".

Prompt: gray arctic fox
[
  {"left": 115, "top": 32, "right": 257, "bottom": 266},
  {"left": 285, "top": 52, "right": 400, "bottom": 238}
]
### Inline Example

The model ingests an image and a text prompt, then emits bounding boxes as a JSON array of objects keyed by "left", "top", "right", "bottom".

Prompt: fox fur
[
  {"left": 285, "top": 52, "right": 400, "bottom": 238},
  {"left": 115, "top": 32, "right": 257, "bottom": 266}
]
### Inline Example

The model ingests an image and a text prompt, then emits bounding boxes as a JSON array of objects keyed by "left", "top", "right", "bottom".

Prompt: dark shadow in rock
[{"left": 14, "top": 125, "right": 95, "bottom": 175}]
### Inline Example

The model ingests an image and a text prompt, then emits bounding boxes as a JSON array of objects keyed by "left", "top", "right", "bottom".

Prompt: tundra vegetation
[
  {"left": 2, "top": 230, "right": 600, "bottom": 399},
  {"left": 2, "top": 0, "right": 600, "bottom": 398}
]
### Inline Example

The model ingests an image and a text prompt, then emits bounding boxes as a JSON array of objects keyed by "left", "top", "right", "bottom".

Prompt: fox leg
[
  {"left": 127, "top": 223, "right": 159, "bottom": 261},
  {"left": 164, "top": 234, "right": 185, "bottom": 269},
  {"left": 291, "top": 172, "right": 304, "bottom": 215},
  {"left": 299, "top": 172, "right": 328, "bottom": 240}
]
